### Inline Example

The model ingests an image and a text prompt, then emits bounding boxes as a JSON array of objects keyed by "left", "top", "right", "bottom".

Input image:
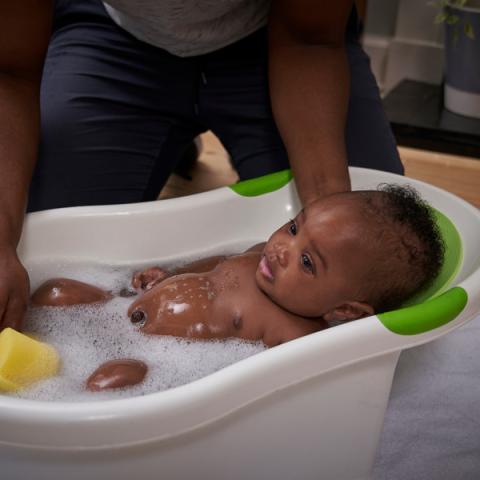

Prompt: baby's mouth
[{"left": 259, "top": 255, "right": 274, "bottom": 282}]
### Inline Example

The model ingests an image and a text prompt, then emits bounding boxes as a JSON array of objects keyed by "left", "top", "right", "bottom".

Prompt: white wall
[{"left": 362, "top": 0, "right": 444, "bottom": 93}]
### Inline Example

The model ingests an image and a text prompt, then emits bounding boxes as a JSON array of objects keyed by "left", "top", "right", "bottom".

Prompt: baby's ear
[{"left": 323, "top": 301, "right": 374, "bottom": 323}]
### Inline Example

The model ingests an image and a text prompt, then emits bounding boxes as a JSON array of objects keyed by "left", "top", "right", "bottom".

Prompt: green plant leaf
[
  {"left": 446, "top": 14, "right": 459, "bottom": 25},
  {"left": 435, "top": 11, "right": 449, "bottom": 23},
  {"left": 464, "top": 21, "right": 475, "bottom": 40}
]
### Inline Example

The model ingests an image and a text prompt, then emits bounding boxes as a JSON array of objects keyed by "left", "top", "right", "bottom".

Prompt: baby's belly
[{"left": 128, "top": 274, "right": 234, "bottom": 339}]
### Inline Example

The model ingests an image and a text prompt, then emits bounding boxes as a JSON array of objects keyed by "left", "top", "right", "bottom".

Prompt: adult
[{"left": 0, "top": 0, "right": 403, "bottom": 330}]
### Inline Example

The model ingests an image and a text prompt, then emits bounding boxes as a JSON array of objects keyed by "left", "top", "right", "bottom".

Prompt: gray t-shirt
[{"left": 103, "top": 0, "right": 270, "bottom": 57}]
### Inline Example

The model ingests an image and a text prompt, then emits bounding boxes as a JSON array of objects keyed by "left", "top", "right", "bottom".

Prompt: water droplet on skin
[{"left": 166, "top": 302, "right": 190, "bottom": 315}]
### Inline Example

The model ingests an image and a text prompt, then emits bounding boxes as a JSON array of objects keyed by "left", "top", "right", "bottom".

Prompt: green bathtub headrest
[
  {"left": 403, "top": 209, "right": 463, "bottom": 307},
  {"left": 401, "top": 208, "right": 463, "bottom": 306},
  {"left": 379, "top": 209, "right": 466, "bottom": 335}
]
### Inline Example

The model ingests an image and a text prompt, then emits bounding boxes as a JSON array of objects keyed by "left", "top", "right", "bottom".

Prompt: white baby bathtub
[{"left": 1, "top": 167, "right": 479, "bottom": 480}]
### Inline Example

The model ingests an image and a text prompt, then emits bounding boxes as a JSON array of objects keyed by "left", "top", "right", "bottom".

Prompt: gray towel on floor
[{"left": 374, "top": 314, "right": 480, "bottom": 480}]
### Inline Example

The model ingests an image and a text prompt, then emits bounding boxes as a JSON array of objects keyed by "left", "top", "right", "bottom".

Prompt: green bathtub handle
[
  {"left": 378, "top": 286, "right": 468, "bottom": 335},
  {"left": 230, "top": 170, "right": 293, "bottom": 197}
]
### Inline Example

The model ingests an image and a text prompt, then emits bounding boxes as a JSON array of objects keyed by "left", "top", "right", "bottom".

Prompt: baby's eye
[
  {"left": 288, "top": 220, "right": 297, "bottom": 235},
  {"left": 301, "top": 254, "right": 314, "bottom": 274}
]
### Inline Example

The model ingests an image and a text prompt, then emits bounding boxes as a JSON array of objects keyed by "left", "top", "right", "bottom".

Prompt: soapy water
[{"left": 12, "top": 259, "right": 267, "bottom": 402}]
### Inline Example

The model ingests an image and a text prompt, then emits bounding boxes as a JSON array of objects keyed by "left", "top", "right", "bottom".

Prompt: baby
[{"left": 31, "top": 185, "right": 444, "bottom": 390}]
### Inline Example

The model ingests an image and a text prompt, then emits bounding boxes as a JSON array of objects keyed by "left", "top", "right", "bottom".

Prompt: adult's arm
[
  {"left": 0, "top": 1, "right": 53, "bottom": 330},
  {"left": 268, "top": 0, "right": 353, "bottom": 207}
]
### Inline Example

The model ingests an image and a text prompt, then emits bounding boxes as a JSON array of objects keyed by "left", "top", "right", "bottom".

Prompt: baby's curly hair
[{"left": 357, "top": 184, "right": 445, "bottom": 313}]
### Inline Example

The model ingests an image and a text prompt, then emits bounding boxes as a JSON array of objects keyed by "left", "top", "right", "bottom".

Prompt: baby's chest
[
  {"left": 210, "top": 273, "right": 282, "bottom": 340},
  {"left": 139, "top": 274, "right": 231, "bottom": 337}
]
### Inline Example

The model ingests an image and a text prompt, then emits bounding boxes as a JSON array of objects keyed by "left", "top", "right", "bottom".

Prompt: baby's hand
[{"left": 131, "top": 266, "right": 170, "bottom": 291}]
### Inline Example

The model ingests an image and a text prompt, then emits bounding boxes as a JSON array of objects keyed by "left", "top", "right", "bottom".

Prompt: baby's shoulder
[{"left": 216, "top": 251, "right": 261, "bottom": 273}]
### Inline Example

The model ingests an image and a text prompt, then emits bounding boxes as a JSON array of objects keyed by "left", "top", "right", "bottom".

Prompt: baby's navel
[{"left": 233, "top": 313, "right": 243, "bottom": 330}]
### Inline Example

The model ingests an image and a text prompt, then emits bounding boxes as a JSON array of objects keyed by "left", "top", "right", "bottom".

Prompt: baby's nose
[{"left": 275, "top": 243, "right": 289, "bottom": 268}]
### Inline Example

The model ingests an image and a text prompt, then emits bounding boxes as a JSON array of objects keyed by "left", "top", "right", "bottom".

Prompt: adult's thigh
[
  {"left": 201, "top": 31, "right": 403, "bottom": 183},
  {"left": 200, "top": 28, "right": 289, "bottom": 181},
  {"left": 28, "top": 0, "right": 202, "bottom": 212},
  {"left": 345, "top": 43, "right": 404, "bottom": 175}
]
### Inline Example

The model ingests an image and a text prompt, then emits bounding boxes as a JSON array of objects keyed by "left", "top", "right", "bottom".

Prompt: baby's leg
[
  {"left": 31, "top": 278, "right": 112, "bottom": 307},
  {"left": 86, "top": 358, "right": 148, "bottom": 391}
]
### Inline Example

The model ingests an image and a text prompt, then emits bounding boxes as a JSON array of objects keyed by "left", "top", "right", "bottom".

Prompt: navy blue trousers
[{"left": 28, "top": 0, "right": 403, "bottom": 212}]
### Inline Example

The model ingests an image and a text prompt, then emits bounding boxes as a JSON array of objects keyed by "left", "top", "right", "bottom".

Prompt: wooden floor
[
  {"left": 159, "top": 132, "right": 237, "bottom": 200},
  {"left": 160, "top": 131, "right": 480, "bottom": 208},
  {"left": 400, "top": 147, "right": 480, "bottom": 208}
]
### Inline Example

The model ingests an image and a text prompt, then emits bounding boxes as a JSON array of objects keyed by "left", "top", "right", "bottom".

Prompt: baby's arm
[
  {"left": 132, "top": 242, "right": 266, "bottom": 292},
  {"left": 132, "top": 255, "right": 227, "bottom": 292},
  {"left": 180, "top": 242, "right": 266, "bottom": 266},
  {"left": 262, "top": 316, "right": 327, "bottom": 347},
  {"left": 172, "top": 255, "right": 228, "bottom": 275}
]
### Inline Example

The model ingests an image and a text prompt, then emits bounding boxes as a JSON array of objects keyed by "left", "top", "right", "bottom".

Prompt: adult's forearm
[
  {"left": 269, "top": 38, "right": 351, "bottom": 206},
  {"left": 0, "top": 74, "right": 40, "bottom": 246}
]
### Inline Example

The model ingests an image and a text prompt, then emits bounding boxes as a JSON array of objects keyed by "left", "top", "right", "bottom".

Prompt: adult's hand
[
  {"left": 0, "top": 2, "right": 53, "bottom": 331},
  {"left": 0, "top": 245, "right": 30, "bottom": 331},
  {"left": 268, "top": 0, "right": 353, "bottom": 206}
]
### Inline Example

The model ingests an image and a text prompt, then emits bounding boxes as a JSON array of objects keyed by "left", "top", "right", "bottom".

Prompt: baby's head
[{"left": 255, "top": 185, "right": 445, "bottom": 322}]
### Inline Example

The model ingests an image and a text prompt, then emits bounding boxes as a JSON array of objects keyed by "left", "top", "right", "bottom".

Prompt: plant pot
[{"left": 444, "top": 0, "right": 480, "bottom": 118}]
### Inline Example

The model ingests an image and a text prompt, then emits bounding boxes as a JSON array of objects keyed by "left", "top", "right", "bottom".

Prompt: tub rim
[{"left": 1, "top": 167, "right": 479, "bottom": 449}]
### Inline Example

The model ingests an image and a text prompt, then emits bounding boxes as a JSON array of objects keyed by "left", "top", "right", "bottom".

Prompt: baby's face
[{"left": 255, "top": 194, "right": 374, "bottom": 317}]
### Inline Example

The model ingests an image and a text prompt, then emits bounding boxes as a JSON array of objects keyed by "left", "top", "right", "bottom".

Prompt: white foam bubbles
[{"left": 12, "top": 262, "right": 267, "bottom": 402}]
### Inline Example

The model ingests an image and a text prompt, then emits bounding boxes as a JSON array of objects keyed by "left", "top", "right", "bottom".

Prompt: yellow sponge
[{"left": 0, "top": 328, "right": 60, "bottom": 392}]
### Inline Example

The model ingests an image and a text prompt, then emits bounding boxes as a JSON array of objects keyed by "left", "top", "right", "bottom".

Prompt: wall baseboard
[
  {"left": 362, "top": 34, "right": 444, "bottom": 94},
  {"left": 362, "top": 35, "right": 391, "bottom": 94}
]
